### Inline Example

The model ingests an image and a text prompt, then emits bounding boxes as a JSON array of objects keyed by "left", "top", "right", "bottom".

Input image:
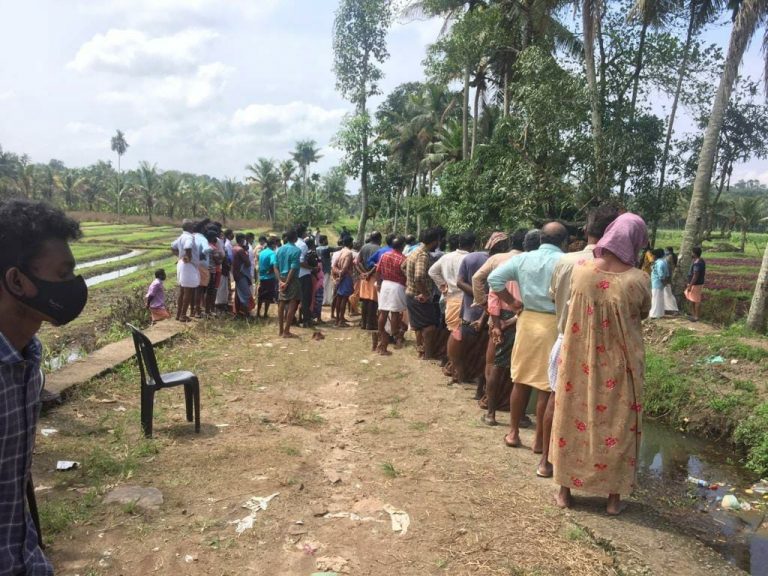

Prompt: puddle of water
[
  {"left": 76, "top": 250, "right": 145, "bottom": 270},
  {"left": 85, "top": 259, "right": 164, "bottom": 287},
  {"left": 44, "top": 348, "right": 85, "bottom": 372},
  {"left": 638, "top": 420, "right": 767, "bottom": 575}
]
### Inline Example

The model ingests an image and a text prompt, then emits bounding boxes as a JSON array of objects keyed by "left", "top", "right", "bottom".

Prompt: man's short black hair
[
  {"left": 510, "top": 228, "right": 528, "bottom": 251},
  {"left": 405, "top": 234, "right": 416, "bottom": 244},
  {"left": 447, "top": 233, "right": 461, "bottom": 251},
  {"left": 267, "top": 236, "right": 278, "bottom": 248},
  {"left": 585, "top": 204, "right": 620, "bottom": 239},
  {"left": 342, "top": 235, "right": 354, "bottom": 248},
  {"left": 319, "top": 234, "right": 328, "bottom": 244},
  {"left": 235, "top": 233, "right": 246, "bottom": 244},
  {"left": 653, "top": 248, "right": 665, "bottom": 259},
  {"left": 0, "top": 199, "right": 81, "bottom": 274},
  {"left": 258, "top": 235, "right": 267, "bottom": 243},
  {"left": 296, "top": 223, "right": 307, "bottom": 237},
  {"left": 286, "top": 229, "right": 298, "bottom": 243},
  {"left": 369, "top": 231, "right": 382, "bottom": 244},
  {"left": 459, "top": 232, "right": 476, "bottom": 250},
  {"left": 155, "top": 269, "right": 166, "bottom": 279},
  {"left": 305, "top": 236, "right": 316, "bottom": 248},
  {"left": 194, "top": 218, "right": 211, "bottom": 233},
  {"left": 666, "top": 246, "right": 675, "bottom": 253},
  {"left": 420, "top": 227, "right": 441, "bottom": 245},
  {"left": 692, "top": 246, "right": 702, "bottom": 257},
  {"left": 392, "top": 236, "right": 405, "bottom": 251},
  {"left": 385, "top": 233, "right": 396, "bottom": 247},
  {"left": 245, "top": 232, "right": 255, "bottom": 241},
  {"left": 205, "top": 229, "right": 219, "bottom": 243}
]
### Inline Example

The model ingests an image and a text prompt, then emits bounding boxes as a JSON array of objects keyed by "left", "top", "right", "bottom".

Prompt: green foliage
[{"left": 734, "top": 402, "right": 768, "bottom": 474}]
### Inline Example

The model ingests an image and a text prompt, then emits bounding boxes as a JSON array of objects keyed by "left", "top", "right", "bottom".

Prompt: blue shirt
[
  {"left": 296, "top": 238, "right": 311, "bottom": 278},
  {"left": 258, "top": 247, "right": 277, "bottom": 281},
  {"left": 276, "top": 243, "right": 301, "bottom": 277},
  {"left": 368, "top": 246, "right": 392, "bottom": 269},
  {"left": 488, "top": 243, "right": 564, "bottom": 313},
  {"left": 0, "top": 332, "right": 52, "bottom": 576},
  {"left": 651, "top": 259, "right": 669, "bottom": 290}
]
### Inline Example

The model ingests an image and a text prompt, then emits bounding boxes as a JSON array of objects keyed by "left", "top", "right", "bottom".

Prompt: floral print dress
[{"left": 551, "top": 261, "right": 651, "bottom": 495}]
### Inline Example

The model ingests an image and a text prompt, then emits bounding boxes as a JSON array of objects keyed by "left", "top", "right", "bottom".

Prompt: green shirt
[
  {"left": 276, "top": 243, "right": 301, "bottom": 277},
  {"left": 488, "top": 243, "right": 564, "bottom": 314}
]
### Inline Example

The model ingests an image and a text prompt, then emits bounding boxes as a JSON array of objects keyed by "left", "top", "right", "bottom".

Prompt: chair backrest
[{"left": 126, "top": 324, "right": 163, "bottom": 387}]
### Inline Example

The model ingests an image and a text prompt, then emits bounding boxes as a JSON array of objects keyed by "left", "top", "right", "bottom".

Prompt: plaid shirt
[
  {"left": 0, "top": 331, "right": 52, "bottom": 576},
  {"left": 403, "top": 245, "right": 433, "bottom": 298},
  {"left": 377, "top": 250, "right": 406, "bottom": 285}
]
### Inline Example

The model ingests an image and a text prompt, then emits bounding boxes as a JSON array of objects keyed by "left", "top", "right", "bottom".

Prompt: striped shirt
[{"left": 0, "top": 331, "right": 52, "bottom": 576}]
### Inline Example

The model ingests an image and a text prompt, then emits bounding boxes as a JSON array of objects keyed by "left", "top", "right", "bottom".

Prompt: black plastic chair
[{"left": 127, "top": 323, "right": 201, "bottom": 438}]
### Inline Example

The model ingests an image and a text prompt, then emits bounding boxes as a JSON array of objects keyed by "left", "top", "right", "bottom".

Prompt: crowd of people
[{"left": 158, "top": 208, "right": 709, "bottom": 515}]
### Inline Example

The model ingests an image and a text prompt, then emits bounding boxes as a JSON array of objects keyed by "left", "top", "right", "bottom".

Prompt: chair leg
[
  {"left": 140, "top": 386, "right": 154, "bottom": 438},
  {"left": 193, "top": 379, "right": 201, "bottom": 433},
  {"left": 184, "top": 383, "right": 193, "bottom": 423}
]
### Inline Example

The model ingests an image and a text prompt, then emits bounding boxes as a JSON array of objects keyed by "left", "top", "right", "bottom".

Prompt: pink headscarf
[{"left": 593, "top": 212, "right": 648, "bottom": 266}]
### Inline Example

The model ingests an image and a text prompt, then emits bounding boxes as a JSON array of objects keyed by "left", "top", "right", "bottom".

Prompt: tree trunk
[
  {"left": 618, "top": 20, "right": 648, "bottom": 201},
  {"left": 704, "top": 164, "right": 730, "bottom": 240},
  {"left": 503, "top": 68, "right": 510, "bottom": 117},
  {"left": 746, "top": 238, "right": 768, "bottom": 332},
  {"left": 462, "top": 65, "right": 470, "bottom": 161},
  {"left": 356, "top": 91, "right": 369, "bottom": 244},
  {"left": 651, "top": 1, "right": 697, "bottom": 247},
  {"left": 471, "top": 82, "right": 481, "bottom": 159},
  {"left": 583, "top": 1, "right": 606, "bottom": 199},
  {"left": 674, "top": 0, "right": 761, "bottom": 293},
  {"left": 740, "top": 225, "right": 747, "bottom": 252}
]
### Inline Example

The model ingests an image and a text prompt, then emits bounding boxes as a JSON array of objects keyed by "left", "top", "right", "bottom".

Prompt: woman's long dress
[{"left": 551, "top": 261, "right": 651, "bottom": 495}]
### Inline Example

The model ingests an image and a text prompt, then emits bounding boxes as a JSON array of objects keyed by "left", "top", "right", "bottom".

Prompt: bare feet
[
  {"left": 606, "top": 494, "right": 627, "bottom": 515},
  {"left": 536, "top": 461, "right": 553, "bottom": 478},
  {"left": 504, "top": 433, "right": 521, "bottom": 447},
  {"left": 555, "top": 487, "right": 573, "bottom": 509},
  {"left": 480, "top": 414, "right": 498, "bottom": 426},
  {"left": 282, "top": 332, "right": 298, "bottom": 339},
  {"left": 378, "top": 349, "right": 392, "bottom": 356}
]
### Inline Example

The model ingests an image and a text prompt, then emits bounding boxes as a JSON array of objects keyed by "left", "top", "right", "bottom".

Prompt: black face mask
[{"left": 12, "top": 270, "right": 89, "bottom": 326}]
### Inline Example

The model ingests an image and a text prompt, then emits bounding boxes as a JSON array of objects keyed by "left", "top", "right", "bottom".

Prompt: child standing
[{"left": 146, "top": 269, "right": 171, "bottom": 323}]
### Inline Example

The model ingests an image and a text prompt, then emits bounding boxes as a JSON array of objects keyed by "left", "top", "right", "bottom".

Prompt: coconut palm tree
[
  {"left": 136, "top": 161, "right": 159, "bottom": 224},
  {"left": 291, "top": 140, "right": 322, "bottom": 198},
  {"left": 59, "top": 170, "right": 85, "bottom": 210},
  {"left": 186, "top": 178, "right": 211, "bottom": 219},
  {"left": 160, "top": 172, "right": 184, "bottom": 219},
  {"left": 733, "top": 196, "right": 764, "bottom": 252},
  {"left": 214, "top": 178, "right": 242, "bottom": 224},
  {"left": 676, "top": 0, "right": 768, "bottom": 289},
  {"left": 245, "top": 159, "right": 281, "bottom": 225},
  {"left": 581, "top": 0, "right": 607, "bottom": 199},
  {"left": 111, "top": 129, "right": 129, "bottom": 221}
]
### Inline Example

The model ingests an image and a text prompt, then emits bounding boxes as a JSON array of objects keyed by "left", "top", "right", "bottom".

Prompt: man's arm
[
  {"left": 472, "top": 258, "right": 495, "bottom": 306},
  {"left": 428, "top": 259, "right": 446, "bottom": 292},
  {"left": 413, "top": 252, "right": 432, "bottom": 298}
]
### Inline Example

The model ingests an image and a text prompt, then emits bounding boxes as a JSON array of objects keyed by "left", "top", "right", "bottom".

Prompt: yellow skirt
[
  {"left": 511, "top": 310, "right": 558, "bottom": 391},
  {"left": 444, "top": 296, "right": 462, "bottom": 331},
  {"left": 359, "top": 274, "right": 378, "bottom": 301}
]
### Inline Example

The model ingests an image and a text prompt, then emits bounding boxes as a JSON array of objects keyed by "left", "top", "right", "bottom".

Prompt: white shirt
[
  {"left": 172, "top": 231, "right": 199, "bottom": 266},
  {"left": 428, "top": 250, "right": 468, "bottom": 298},
  {"left": 296, "top": 238, "right": 311, "bottom": 278}
]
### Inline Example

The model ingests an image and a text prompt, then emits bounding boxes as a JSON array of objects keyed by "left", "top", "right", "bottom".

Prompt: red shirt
[{"left": 377, "top": 250, "right": 407, "bottom": 285}]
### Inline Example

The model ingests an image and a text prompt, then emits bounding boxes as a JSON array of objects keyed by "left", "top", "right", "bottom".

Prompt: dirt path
[{"left": 35, "top": 319, "right": 744, "bottom": 575}]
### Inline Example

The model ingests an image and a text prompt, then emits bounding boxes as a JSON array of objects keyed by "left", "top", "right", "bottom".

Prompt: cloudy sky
[{"left": 0, "top": 0, "right": 765, "bottom": 185}]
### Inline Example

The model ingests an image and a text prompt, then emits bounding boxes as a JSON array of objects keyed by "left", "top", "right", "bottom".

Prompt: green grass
[
  {"left": 380, "top": 461, "right": 400, "bottom": 478},
  {"left": 39, "top": 489, "right": 99, "bottom": 537}
]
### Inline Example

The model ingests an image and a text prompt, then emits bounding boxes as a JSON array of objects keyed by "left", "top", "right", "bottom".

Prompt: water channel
[
  {"left": 76, "top": 250, "right": 145, "bottom": 270},
  {"left": 638, "top": 420, "right": 767, "bottom": 575},
  {"left": 85, "top": 259, "right": 164, "bottom": 287}
]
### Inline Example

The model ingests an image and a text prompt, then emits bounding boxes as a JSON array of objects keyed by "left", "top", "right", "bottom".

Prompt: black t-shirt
[{"left": 688, "top": 259, "right": 705, "bottom": 285}]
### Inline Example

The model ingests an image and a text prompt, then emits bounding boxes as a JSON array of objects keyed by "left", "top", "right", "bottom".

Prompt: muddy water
[
  {"left": 76, "top": 250, "right": 145, "bottom": 269},
  {"left": 638, "top": 420, "right": 767, "bottom": 575}
]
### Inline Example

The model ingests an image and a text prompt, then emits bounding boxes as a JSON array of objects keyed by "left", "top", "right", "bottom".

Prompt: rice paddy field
[
  {"left": 655, "top": 230, "right": 766, "bottom": 325},
  {"left": 39, "top": 222, "right": 182, "bottom": 369}
]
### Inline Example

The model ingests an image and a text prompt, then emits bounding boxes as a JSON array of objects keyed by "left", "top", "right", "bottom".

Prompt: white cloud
[
  {"left": 77, "top": 0, "right": 280, "bottom": 24},
  {"left": 68, "top": 28, "right": 218, "bottom": 76},
  {"left": 232, "top": 101, "right": 348, "bottom": 130},
  {"left": 65, "top": 121, "right": 108, "bottom": 135},
  {"left": 0, "top": 90, "right": 14, "bottom": 102}
]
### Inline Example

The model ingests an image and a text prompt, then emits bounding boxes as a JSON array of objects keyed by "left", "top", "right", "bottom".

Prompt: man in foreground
[{"left": 0, "top": 199, "right": 89, "bottom": 576}]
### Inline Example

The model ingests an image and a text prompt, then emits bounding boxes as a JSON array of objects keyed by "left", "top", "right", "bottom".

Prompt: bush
[{"left": 734, "top": 402, "right": 768, "bottom": 475}]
